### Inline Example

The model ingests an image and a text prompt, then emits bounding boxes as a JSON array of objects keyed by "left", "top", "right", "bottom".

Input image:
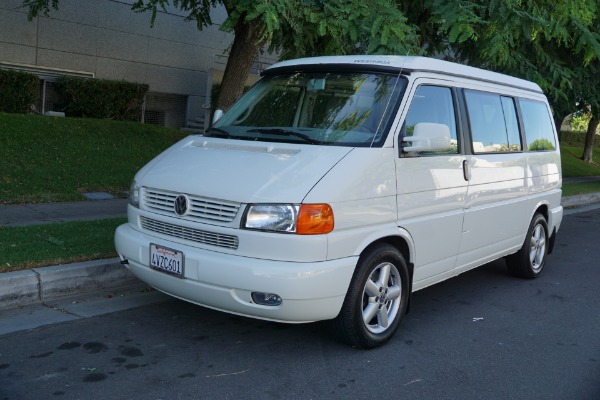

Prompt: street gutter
[{"left": 0, "top": 258, "right": 141, "bottom": 310}]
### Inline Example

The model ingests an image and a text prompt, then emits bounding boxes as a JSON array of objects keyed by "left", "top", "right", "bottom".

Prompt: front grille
[
  {"left": 143, "top": 188, "right": 240, "bottom": 223},
  {"left": 141, "top": 216, "right": 239, "bottom": 250}
]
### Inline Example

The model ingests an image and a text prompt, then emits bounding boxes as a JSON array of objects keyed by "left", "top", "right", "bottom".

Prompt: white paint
[{"left": 115, "top": 55, "right": 563, "bottom": 323}]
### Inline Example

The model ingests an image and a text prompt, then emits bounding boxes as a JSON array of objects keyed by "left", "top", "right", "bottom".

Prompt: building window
[{"left": 144, "top": 93, "right": 188, "bottom": 128}]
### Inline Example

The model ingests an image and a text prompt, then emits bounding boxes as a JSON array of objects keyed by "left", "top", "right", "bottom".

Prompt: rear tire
[
  {"left": 331, "top": 244, "right": 409, "bottom": 349},
  {"left": 506, "top": 213, "right": 548, "bottom": 279}
]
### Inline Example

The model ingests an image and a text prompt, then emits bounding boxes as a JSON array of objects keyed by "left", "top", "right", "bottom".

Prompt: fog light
[{"left": 251, "top": 292, "right": 283, "bottom": 306}]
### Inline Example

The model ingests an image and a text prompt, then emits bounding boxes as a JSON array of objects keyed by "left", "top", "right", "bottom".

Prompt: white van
[{"left": 115, "top": 56, "right": 562, "bottom": 348}]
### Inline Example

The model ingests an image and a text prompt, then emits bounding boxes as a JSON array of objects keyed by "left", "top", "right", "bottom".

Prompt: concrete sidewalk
[
  {"left": 0, "top": 199, "right": 128, "bottom": 227},
  {"left": 563, "top": 175, "right": 600, "bottom": 184},
  {"left": 1, "top": 186, "right": 600, "bottom": 312}
]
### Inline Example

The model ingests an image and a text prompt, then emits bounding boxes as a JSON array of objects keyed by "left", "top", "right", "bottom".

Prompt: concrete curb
[
  {"left": 561, "top": 193, "right": 600, "bottom": 208},
  {"left": 0, "top": 258, "right": 141, "bottom": 310}
]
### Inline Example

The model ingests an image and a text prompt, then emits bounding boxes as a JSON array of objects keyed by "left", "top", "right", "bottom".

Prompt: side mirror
[
  {"left": 213, "top": 109, "right": 224, "bottom": 123},
  {"left": 403, "top": 123, "right": 451, "bottom": 152}
]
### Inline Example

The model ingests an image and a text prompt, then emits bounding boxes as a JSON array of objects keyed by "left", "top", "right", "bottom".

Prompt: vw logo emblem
[{"left": 174, "top": 195, "right": 188, "bottom": 216}]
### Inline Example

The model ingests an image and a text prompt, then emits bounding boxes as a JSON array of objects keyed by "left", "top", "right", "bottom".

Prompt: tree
[
  {"left": 22, "top": 0, "right": 600, "bottom": 160},
  {"left": 267, "top": 1, "right": 418, "bottom": 60},
  {"left": 419, "top": 0, "right": 600, "bottom": 158},
  {"left": 583, "top": 114, "right": 599, "bottom": 162},
  {"left": 23, "top": 0, "right": 419, "bottom": 111},
  {"left": 569, "top": 8, "right": 600, "bottom": 164},
  {"left": 575, "top": 61, "right": 600, "bottom": 162}
]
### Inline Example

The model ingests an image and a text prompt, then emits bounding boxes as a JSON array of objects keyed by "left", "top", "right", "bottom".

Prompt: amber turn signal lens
[{"left": 296, "top": 204, "right": 334, "bottom": 235}]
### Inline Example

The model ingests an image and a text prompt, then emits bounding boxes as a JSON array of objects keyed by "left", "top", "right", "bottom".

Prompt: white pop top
[{"left": 265, "top": 55, "right": 542, "bottom": 94}]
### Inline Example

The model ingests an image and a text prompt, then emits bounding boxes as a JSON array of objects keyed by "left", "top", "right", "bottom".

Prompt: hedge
[
  {"left": 0, "top": 69, "right": 39, "bottom": 114},
  {"left": 57, "top": 76, "right": 149, "bottom": 121},
  {"left": 560, "top": 130, "right": 600, "bottom": 147}
]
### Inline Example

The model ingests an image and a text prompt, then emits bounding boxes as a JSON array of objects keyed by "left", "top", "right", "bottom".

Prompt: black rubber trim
[
  {"left": 547, "top": 228, "right": 556, "bottom": 255},
  {"left": 406, "top": 262, "right": 414, "bottom": 314}
]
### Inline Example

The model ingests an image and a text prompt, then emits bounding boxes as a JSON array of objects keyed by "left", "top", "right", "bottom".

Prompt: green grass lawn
[
  {"left": 561, "top": 146, "right": 600, "bottom": 177},
  {"left": 562, "top": 181, "right": 600, "bottom": 197},
  {"left": 0, "top": 113, "right": 188, "bottom": 204},
  {"left": 0, "top": 218, "right": 126, "bottom": 272}
]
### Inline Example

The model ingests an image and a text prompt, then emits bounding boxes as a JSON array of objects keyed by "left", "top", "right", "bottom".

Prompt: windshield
[{"left": 209, "top": 71, "right": 406, "bottom": 147}]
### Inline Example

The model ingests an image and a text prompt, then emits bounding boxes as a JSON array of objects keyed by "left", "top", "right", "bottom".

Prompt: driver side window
[{"left": 403, "top": 85, "right": 458, "bottom": 155}]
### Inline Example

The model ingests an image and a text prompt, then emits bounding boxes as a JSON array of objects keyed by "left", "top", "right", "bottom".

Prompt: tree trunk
[
  {"left": 554, "top": 115, "right": 564, "bottom": 143},
  {"left": 216, "top": 17, "right": 266, "bottom": 112},
  {"left": 582, "top": 115, "right": 598, "bottom": 163}
]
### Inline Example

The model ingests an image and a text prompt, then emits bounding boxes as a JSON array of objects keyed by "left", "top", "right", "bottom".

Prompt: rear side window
[
  {"left": 403, "top": 85, "right": 458, "bottom": 154},
  {"left": 465, "top": 90, "right": 522, "bottom": 153},
  {"left": 519, "top": 99, "right": 556, "bottom": 151}
]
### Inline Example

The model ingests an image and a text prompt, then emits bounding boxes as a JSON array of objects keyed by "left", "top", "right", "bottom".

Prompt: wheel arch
[
  {"left": 534, "top": 202, "right": 549, "bottom": 221},
  {"left": 531, "top": 202, "right": 559, "bottom": 254},
  {"left": 355, "top": 231, "right": 415, "bottom": 313},
  {"left": 354, "top": 228, "right": 414, "bottom": 265}
]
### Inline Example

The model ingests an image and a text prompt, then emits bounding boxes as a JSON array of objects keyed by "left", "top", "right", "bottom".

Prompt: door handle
[{"left": 463, "top": 159, "right": 471, "bottom": 181}]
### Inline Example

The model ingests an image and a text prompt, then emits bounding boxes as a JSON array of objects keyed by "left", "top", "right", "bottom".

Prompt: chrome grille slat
[
  {"left": 187, "top": 212, "right": 232, "bottom": 222},
  {"left": 146, "top": 202, "right": 174, "bottom": 211},
  {"left": 143, "top": 188, "right": 241, "bottom": 223},
  {"left": 141, "top": 216, "right": 238, "bottom": 250},
  {"left": 148, "top": 193, "right": 177, "bottom": 200}
]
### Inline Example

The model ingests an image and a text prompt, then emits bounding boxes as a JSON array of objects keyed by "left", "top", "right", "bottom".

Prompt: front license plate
[{"left": 150, "top": 244, "right": 184, "bottom": 277}]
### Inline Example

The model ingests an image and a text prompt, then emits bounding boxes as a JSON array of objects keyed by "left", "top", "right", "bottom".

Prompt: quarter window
[
  {"left": 519, "top": 99, "right": 556, "bottom": 151},
  {"left": 465, "top": 90, "right": 522, "bottom": 153}
]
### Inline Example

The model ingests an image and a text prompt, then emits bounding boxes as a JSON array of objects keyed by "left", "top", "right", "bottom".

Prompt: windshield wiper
[
  {"left": 246, "top": 128, "right": 322, "bottom": 145},
  {"left": 204, "top": 127, "right": 232, "bottom": 138}
]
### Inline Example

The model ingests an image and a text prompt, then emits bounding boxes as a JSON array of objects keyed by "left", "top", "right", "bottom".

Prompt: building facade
[{"left": 0, "top": 0, "right": 276, "bottom": 129}]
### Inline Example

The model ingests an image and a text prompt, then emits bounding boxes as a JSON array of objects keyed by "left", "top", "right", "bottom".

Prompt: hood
[{"left": 136, "top": 137, "right": 353, "bottom": 203}]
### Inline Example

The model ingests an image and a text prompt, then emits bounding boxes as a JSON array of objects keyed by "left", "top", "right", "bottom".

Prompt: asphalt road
[{"left": 1, "top": 208, "right": 599, "bottom": 400}]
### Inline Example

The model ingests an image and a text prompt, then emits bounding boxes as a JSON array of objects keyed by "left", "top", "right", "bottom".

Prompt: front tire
[
  {"left": 506, "top": 212, "right": 549, "bottom": 279},
  {"left": 332, "top": 244, "right": 409, "bottom": 349}
]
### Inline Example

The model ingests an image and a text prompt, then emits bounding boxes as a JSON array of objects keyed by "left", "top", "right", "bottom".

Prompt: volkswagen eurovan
[{"left": 115, "top": 56, "right": 563, "bottom": 348}]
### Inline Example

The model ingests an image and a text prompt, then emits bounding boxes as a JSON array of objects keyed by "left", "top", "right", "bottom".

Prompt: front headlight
[
  {"left": 243, "top": 204, "right": 334, "bottom": 235},
  {"left": 244, "top": 204, "right": 299, "bottom": 233},
  {"left": 128, "top": 181, "right": 140, "bottom": 208}
]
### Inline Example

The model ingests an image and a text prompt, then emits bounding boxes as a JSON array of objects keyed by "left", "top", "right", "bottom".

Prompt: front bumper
[{"left": 115, "top": 223, "right": 357, "bottom": 323}]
